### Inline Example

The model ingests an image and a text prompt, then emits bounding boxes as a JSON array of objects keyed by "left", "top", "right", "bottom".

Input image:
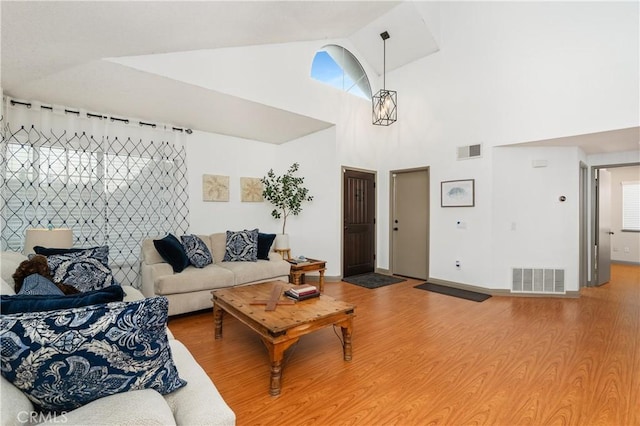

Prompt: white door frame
[{"left": 589, "top": 162, "right": 639, "bottom": 286}]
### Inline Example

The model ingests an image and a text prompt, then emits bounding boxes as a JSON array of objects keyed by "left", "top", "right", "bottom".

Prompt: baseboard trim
[
  {"left": 427, "top": 277, "right": 580, "bottom": 299},
  {"left": 375, "top": 267, "right": 391, "bottom": 275},
  {"left": 304, "top": 275, "right": 342, "bottom": 283},
  {"left": 612, "top": 260, "right": 640, "bottom": 266}
]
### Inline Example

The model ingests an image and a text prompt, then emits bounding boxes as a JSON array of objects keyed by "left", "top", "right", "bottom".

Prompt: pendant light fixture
[{"left": 372, "top": 31, "right": 397, "bottom": 126}]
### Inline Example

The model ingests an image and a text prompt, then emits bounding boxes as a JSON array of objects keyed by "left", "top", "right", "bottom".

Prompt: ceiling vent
[{"left": 457, "top": 144, "right": 482, "bottom": 160}]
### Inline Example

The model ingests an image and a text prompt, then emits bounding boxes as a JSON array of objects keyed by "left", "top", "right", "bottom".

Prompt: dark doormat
[
  {"left": 414, "top": 282, "right": 492, "bottom": 302},
  {"left": 343, "top": 273, "right": 406, "bottom": 289}
]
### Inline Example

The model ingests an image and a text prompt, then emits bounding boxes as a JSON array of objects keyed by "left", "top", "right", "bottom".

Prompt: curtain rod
[{"left": 8, "top": 99, "right": 192, "bottom": 134}]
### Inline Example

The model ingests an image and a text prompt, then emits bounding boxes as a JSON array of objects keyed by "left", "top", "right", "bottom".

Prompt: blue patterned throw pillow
[
  {"left": 223, "top": 229, "right": 258, "bottom": 262},
  {"left": 46, "top": 246, "right": 118, "bottom": 293},
  {"left": 180, "top": 234, "right": 213, "bottom": 268},
  {"left": 0, "top": 296, "right": 186, "bottom": 413},
  {"left": 18, "top": 274, "right": 64, "bottom": 296}
]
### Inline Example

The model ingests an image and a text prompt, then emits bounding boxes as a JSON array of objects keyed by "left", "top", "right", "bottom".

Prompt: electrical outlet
[
  {"left": 624, "top": 247, "right": 630, "bottom": 253},
  {"left": 455, "top": 260, "right": 461, "bottom": 269}
]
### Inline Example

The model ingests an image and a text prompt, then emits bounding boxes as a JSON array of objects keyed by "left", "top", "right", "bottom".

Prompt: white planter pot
[{"left": 274, "top": 234, "right": 289, "bottom": 250}]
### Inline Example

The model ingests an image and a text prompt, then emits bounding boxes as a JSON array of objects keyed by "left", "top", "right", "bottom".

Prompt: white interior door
[{"left": 596, "top": 169, "right": 612, "bottom": 286}]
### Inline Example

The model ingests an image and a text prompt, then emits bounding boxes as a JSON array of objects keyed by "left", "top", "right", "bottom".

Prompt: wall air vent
[
  {"left": 512, "top": 268, "right": 565, "bottom": 294},
  {"left": 457, "top": 144, "right": 482, "bottom": 160}
]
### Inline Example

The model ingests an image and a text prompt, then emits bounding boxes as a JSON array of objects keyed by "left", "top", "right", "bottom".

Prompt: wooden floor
[{"left": 168, "top": 264, "right": 640, "bottom": 426}]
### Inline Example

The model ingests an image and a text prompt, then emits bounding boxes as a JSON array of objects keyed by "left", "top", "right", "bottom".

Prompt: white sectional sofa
[
  {"left": 0, "top": 251, "right": 236, "bottom": 426},
  {"left": 140, "top": 232, "right": 291, "bottom": 316}
]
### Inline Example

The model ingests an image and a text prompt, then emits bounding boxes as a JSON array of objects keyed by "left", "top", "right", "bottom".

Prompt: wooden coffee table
[
  {"left": 288, "top": 258, "right": 326, "bottom": 292},
  {"left": 211, "top": 280, "right": 355, "bottom": 396}
]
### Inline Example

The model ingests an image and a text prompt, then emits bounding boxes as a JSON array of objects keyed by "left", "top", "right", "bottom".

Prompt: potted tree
[{"left": 261, "top": 162, "right": 313, "bottom": 250}]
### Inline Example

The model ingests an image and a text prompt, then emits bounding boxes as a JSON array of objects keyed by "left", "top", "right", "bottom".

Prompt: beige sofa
[
  {"left": 0, "top": 251, "right": 235, "bottom": 426},
  {"left": 140, "top": 232, "right": 291, "bottom": 316}
]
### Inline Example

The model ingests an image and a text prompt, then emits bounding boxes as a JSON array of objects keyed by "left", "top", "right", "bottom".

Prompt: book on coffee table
[
  {"left": 284, "top": 289, "right": 320, "bottom": 301},
  {"left": 288, "top": 285, "right": 318, "bottom": 296}
]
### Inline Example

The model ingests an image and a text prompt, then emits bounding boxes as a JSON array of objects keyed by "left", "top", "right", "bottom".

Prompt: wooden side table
[
  {"left": 274, "top": 248, "right": 291, "bottom": 260},
  {"left": 288, "top": 258, "right": 326, "bottom": 292}
]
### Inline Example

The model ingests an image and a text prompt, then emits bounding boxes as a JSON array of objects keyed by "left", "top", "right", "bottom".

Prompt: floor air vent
[{"left": 512, "top": 268, "right": 565, "bottom": 294}]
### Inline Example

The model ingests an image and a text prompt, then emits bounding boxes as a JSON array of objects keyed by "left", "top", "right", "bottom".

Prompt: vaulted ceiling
[{"left": 1, "top": 1, "right": 439, "bottom": 143}]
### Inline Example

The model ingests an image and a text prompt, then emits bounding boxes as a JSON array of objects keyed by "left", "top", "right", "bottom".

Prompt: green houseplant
[{"left": 261, "top": 162, "right": 313, "bottom": 249}]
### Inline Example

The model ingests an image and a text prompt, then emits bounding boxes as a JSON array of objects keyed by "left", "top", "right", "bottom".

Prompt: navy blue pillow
[
  {"left": 257, "top": 233, "right": 276, "bottom": 260},
  {"left": 34, "top": 246, "right": 87, "bottom": 256},
  {"left": 153, "top": 234, "right": 190, "bottom": 272},
  {"left": 0, "top": 285, "right": 125, "bottom": 314}
]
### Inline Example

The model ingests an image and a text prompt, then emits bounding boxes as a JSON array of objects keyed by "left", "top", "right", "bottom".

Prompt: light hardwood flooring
[{"left": 168, "top": 264, "right": 640, "bottom": 425}]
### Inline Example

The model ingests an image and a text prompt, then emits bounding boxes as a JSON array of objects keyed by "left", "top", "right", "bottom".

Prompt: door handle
[{"left": 608, "top": 231, "right": 615, "bottom": 235}]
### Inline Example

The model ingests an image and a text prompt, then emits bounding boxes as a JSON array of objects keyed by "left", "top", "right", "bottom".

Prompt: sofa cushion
[
  {"left": 141, "top": 239, "right": 167, "bottom": 265},
  {"left": 208, "top": 233, "right": 227, "bottom": 266},
  {"left": 0, "top": 277, "right": 15, "bottom": 296},
  {"left": 180, "top": 234, "right": 213, "bottom": 268},
  {"left": 17, "top": 273, "right": 65, "bottom": 296},
  {"left": 257, "top": 233, "right": 276, "bottom": 260},
  {"left": 34, "top": 246, "right": 87, "bottom": 256},
  {"left": 154, "top": 264, "right": 235, "bottom": 296},
  {"left": 0, "top": 296, "right": 186, "bottom": 413},
  {"left": 223, "top": 229, "right": 258, "bottom": 262},
  {"left": 1, "top": 285, "right": 125, "bottom": 314},
  {"left": 48, "top": 389, "right": 176, "bottom": 426},
  {"left": 1, "top": 251, "right": 27, "bottom": 287},
  {"left": 0, "top": 374, "right": 34, "bottom": 426},
  {"left": 219, "top": 259, "right": 291, "bottom": 285},
  {"left": 164, "top": 340, "right": 236, "bottom": 426},
  {"left": 154, "top": 234, "right": 190, "bottom": 273},
  {"left": 46, "top": 246, "right": 118, "bottom": 292}
]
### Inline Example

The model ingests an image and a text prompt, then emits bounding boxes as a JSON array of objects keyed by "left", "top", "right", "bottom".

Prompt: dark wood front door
[{"left": 343, "top": 169, "right": 375, "bottom": 277}]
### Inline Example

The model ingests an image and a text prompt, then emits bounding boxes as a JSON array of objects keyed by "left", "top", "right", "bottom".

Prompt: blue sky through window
[{"left": 311, "top": 49, "right": 370, "bottom": 100}]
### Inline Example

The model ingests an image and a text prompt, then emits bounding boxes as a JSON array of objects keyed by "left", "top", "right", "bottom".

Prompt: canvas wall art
[
  {"left": 240, "top": 177, "right": 264, "bottom": 202},
  {"left": 203, "top": 174, "right": 229, "bottom": 202}
]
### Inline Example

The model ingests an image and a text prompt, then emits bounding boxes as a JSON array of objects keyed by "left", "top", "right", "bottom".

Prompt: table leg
[
  {"left": 341, "top": 318, "right": 353, "bottom": 361},
  {"left": 213, "top": 304, "right": 224, "bottom": 339},
  {"left": 262, "top": 337, "right": 299, "bottom": 396},
  {"left": 318, "top": 268, "right": 326, "bottom": 292},
  {"left": 292, "top": 271, "right": 302, "bottom": 285}
]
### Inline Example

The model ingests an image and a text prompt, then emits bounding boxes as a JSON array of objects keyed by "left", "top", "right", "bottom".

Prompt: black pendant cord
[{"left": 383, "top": 38, "right": 386, "bottom": 91}]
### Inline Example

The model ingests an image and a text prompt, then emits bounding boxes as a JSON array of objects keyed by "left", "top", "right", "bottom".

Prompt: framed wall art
[{"left": 441, "top": 179, "right": 475, "bottom": 207}]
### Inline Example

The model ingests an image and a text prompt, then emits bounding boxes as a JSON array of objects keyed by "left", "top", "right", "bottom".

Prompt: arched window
[{"left": 311, "top": 45, "right": 371, "bottom": 100}]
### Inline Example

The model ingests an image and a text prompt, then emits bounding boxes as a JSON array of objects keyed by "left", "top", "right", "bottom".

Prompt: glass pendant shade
[{"left": 372, "top": 89, "right": 397, "bottom": 126}]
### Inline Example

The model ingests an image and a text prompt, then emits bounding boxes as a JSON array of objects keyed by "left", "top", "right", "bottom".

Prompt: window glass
[
  {"left": 311, "top": 45, "right": 371, "bottom": 100},
  {"left": 622, "top": 181, "right": 640, "bottom": 231}
]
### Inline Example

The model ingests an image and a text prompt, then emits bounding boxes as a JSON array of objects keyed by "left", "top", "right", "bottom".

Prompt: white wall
[
  {"left": 491, "top": 147, "right": 582, "bottom": 290},
  {"left": 608, "top": 165, "right": 640, "bottom": 264},
  {"left": 185, "top": 126, "right": 345, "bottom": 275},
  {"left": 186, "top": 131, "right": 281, "bottom": 235},
  {"left": 182, "top": 1, "right": 638, "bottom": 289}
]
